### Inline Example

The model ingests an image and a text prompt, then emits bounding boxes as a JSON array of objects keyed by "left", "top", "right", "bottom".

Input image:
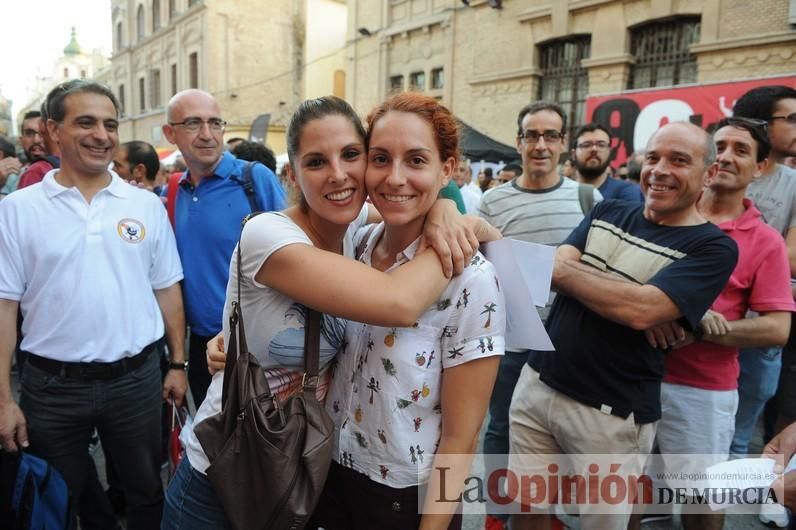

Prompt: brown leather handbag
[{"left": 194, "top": 218, "right": 334, "bottom": 530}]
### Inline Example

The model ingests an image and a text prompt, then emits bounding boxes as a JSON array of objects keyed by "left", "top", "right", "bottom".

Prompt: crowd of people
[{"left": 0, "top": 77, "right": 795, "bottom": 530}]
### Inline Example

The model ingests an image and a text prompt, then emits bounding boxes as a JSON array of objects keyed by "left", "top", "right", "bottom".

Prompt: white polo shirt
[{"left": 0, "top": 170, "right": 183, "bottom": 362}]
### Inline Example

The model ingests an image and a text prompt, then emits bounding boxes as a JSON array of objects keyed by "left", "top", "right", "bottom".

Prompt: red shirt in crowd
[
  {"left": 17, "top": 160, "right": 55, "bottom": 190},
  {"left": 665, "top": 199, "right": 795, "bottom": 390}
]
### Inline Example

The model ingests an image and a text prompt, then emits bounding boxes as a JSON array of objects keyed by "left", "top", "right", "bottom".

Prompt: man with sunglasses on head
[
  {"left": 727, "top": 86, "right": 796, "bottom": 462},
  {"left": 571, "top": 123, "right": 644, "bottom": 202},
  {"left": 478, "top": 101, "right": 602, "bottom": 530},
  {"left": 162, "top": 89, "right": 287, "bottom": 410}
]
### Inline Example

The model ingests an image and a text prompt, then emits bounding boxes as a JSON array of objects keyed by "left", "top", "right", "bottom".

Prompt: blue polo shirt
[
  {"left": 175, "top": 151, "right": 287, "bottom": 336},
  {"left": 599, "top": 176, "right": 644, "bottom": 202}
]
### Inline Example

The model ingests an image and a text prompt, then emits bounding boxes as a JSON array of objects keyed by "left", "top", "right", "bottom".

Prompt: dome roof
[{"left": 63, "top": 27, "right": 82, "bottom": 56}]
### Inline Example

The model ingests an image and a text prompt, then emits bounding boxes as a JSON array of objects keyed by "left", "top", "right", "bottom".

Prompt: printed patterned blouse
[{"left": 325, "top": 223, "right": 506, "bottom": 488}]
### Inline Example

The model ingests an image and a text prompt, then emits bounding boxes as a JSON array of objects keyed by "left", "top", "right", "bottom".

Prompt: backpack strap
[
  {"left": 43, "top": 155, "right": 60, "bottom": 169},
  {"left": 230, "top": 161, "right": 261, "bottom": 214},
  {"left": 166, "top": 172, "right": 182, "bottom": 228},
  {"left": 577, "top": 183, "right": 595, "bottom": 215}
]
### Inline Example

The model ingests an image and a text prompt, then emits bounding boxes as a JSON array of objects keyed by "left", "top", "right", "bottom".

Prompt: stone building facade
[
  {"left": 346, "top": 0, "right": 796, "bottom": 148},
  {"left": 108, "top": 0, "right": 346, "bottom": 152}
]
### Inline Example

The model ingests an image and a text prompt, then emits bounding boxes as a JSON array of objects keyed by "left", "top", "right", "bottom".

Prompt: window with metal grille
[
  {"left": 538, "top": 36, "right": 590, "bottom": 140},
  {"left": 389, "top": 75, "right": 403, "bottom": 95},
  {"left": 629, "top": 17, "right": 700, "bottom": 89},
  {"left": 409, "top": 71, "right": 425, "bottom": 92}
]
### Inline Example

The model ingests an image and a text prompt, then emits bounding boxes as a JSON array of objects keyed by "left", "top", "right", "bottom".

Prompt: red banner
[{"left": 584, "top": 76, "right": 796, "bottom": 167}]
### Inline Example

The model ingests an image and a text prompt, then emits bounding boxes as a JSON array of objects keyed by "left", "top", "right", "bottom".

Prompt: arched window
[
  {"left": 169, "top": 0, "right": 176, "bottom": 21},
  {"left": 537, "top": 36, "right": 591, "bottom": 139},
  {"left": 116, "top": 21, "right": 123, "bottom": 50},
  {"left": 152, "top": 0, "right": 161, "bottom": 31},
  {"left": 629, "top": 17, "right": 700, "bottom": 89},
  {"left": 137, "top": 4, "right": 145, "bottom": 42}
]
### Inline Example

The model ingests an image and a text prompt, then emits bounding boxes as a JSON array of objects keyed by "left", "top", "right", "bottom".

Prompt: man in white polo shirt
[{"left": 0, "top": 79, "right": 186, "bottom": 530}]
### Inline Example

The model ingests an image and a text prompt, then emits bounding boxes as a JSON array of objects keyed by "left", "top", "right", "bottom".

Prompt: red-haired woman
[{"left": 311, "top": 93, "right": 506, "bottom": 530}]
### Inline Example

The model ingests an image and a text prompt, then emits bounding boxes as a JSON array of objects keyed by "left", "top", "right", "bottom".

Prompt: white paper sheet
[
  {"left": 705, "top": 458, "right": 778, "bottom": 511},
  {"left": 483, "top": 239, "right": 555, "bottom": 351}
]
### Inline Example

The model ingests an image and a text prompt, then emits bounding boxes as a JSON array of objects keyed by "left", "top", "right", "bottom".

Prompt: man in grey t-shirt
[
  {"left": 730, "top": 85, "right": 796, "bottom": 459},
  {"left": 478, "top": 101, "right": 601, "bottom": 530}
]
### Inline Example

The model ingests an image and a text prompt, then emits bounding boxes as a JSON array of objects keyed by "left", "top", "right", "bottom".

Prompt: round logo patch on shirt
[{"left": 117, "top": 218, "right": 146, "bottom": 244}]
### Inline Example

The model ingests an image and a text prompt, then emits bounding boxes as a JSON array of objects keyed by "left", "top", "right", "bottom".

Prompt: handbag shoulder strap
[
  {"left": 220, "top": 213, "right": 265, "bottom": 408},
  {"left": 302, "top": 308, "right": 322, "bottom": 397}
]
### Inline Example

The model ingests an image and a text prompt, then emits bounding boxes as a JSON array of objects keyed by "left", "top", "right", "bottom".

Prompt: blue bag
[{"left": 2, "top": 450, "right": 71, "bottom": 530}]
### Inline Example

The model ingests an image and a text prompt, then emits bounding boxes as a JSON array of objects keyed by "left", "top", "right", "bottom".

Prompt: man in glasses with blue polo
[
  {"left": 478, "top": 101, "right": 603, "bottom": 530},
  {"left": 162, "top": 89, "right": 287, "bottom": 410},
  {"left": 726, "top": 86, "right": 796, "bottom": 463},
  {"left": 570, "top": 123, "right": 644, "bottom": 202}
]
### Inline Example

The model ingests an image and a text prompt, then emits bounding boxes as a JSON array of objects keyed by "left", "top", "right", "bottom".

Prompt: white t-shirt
[
  {"left": 460, "top": 184, "right": 481, "bottom": 215},
  {"left": 0, "top": 170, "right": 182, "bottom": 361},
  {"left": 325, "top": 223, "right": 506, "bottom": 487},
  {"left": 184, "top": 207, "right": 368, "bottom": 473}
]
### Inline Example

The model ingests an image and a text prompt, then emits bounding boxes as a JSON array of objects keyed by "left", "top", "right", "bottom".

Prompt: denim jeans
[
  {"left": 162, "top": 458, "right": 233, "bottom": 530},
  {"left": 731, "top": 346, "right": 782, "bottom": 456},
  {"left": 20, "top": 350, "right": 164, "bottom": 530},
  {"left": 483, "top": 350, "right": 529, "bottom": 520}
]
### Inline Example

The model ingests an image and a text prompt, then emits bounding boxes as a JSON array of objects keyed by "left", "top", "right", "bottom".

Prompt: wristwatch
[{"left": 168, "top": 360, "right": 189, "bottom": 371}]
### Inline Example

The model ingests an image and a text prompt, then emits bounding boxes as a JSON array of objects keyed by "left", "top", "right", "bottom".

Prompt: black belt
[{"left": 24, "top": 343, "right": 156, "bottom": 381}]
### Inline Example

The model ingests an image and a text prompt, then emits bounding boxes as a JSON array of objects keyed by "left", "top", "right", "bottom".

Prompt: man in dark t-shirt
[{"left": 508, "top": 122, "right": 738, "bottom": 530}]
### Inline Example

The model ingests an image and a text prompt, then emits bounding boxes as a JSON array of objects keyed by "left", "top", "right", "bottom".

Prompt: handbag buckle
[
  {"left": 302, "top": 372, "right": 318, "bottom": 389},
  {"left": 229, "top": 302, "right": 239, "bottom": 325}
]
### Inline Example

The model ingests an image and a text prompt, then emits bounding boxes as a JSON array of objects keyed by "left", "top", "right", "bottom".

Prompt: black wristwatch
[{"left": 168, "top": 360, "right": 189, "bottom": 371}]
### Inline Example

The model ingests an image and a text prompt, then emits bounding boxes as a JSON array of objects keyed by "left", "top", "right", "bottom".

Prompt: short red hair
[{"left": 366, "top": 93, "right": 460, "bottom": 163}]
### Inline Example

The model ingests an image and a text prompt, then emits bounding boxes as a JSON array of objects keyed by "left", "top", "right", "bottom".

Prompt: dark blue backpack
[{"left": 1, "top": 450, "right": 71, "bottom": 530}]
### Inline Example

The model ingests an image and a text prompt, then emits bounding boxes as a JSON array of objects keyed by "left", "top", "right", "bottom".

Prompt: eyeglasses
[
  {"left": 769, "top": 113, "right": 796, "bottom": 125},
  {"left": 169, "top": 118, "right": 227, "bottom": 133},
  {"left": 519, "top": 130, "right": 564, "bottom": 144},
  {"left": 576, "top": 141, "right": 610, "bottom": 151},
  {"left": 22, "top": 128, "right": 42, "bottom": 138}
]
